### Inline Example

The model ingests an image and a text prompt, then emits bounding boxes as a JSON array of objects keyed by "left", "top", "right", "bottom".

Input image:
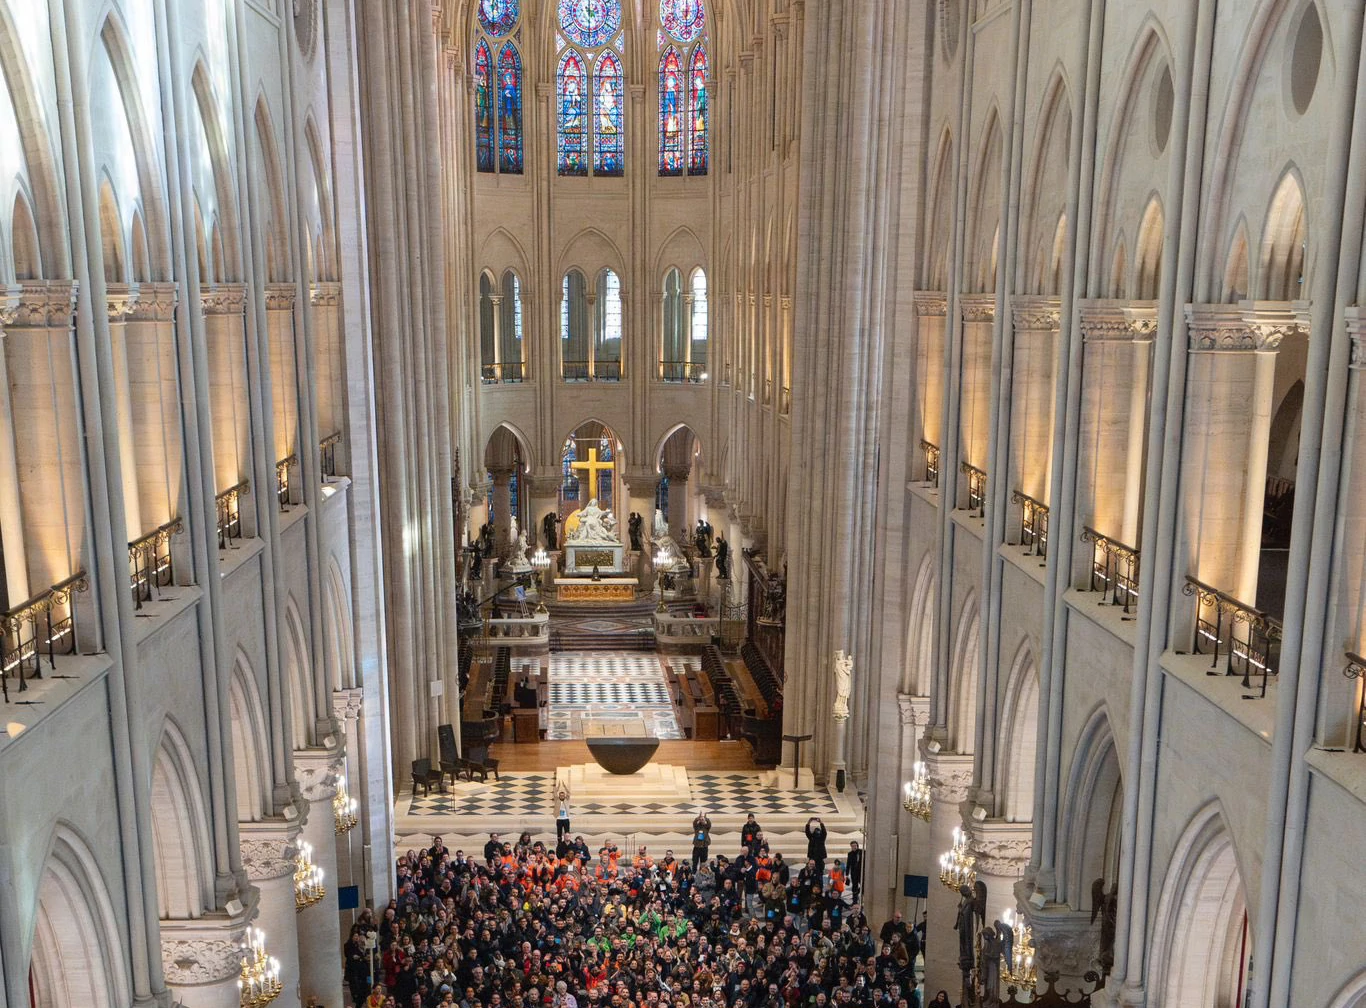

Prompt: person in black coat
[
  {"left": 805, "top": 817, "right": 828, "bottom": 870},
  {"left": 846, "top": 840, "right": 864, "bottom": 902}
]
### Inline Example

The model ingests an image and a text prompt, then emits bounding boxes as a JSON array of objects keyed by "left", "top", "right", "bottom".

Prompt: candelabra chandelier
[
  {"left": 999, "top": 908, "right": 1038, "bottom": 991},
  {"left": 294, "top": 841, "right": 326, "bottom": 910},
  {"left": 902, "top": 761, "right": 932, "bottom": 822},
  {"left": 531, "top": 549, "right": 551, "bottom": 612},
  {"left": 333, "top": 775, "right": 358, "bottom": 835},
  {"left": 938, "top": 826, "right": 976, "bottom": 890},
  {"left": 238, "top": 928, "right": 282, "bottom": 1008}
]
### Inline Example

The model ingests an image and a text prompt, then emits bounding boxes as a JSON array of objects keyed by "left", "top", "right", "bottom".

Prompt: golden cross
[{"left": 570, "top": 447, "right": 614, "bottom": 502}]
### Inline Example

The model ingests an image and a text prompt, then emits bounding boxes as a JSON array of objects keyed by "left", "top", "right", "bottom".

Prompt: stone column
[
  {"left": 966, "top": 820, "right": 1032, "bottom": 929},
  {"left": 880, "top": 694, "right": 932, "bottom": 924},
  {"left": 525, "top": 474, "right": 562, "bottom": 552},
  {"left": 106, "top": 284, "right": 144, "bottom": 537},
  {"left": 264, "top": 284, "right": 300, "bottom": 466},
  {"left": 293, "top": 749, "right": 345, "bottom": 1007},
  {"left": 331, "top": 688, "right": 365, "bottom": 921},
  {"left": 0, "top": 288, "right": 29, "bottom": 600},
  {"left": 159, "top": 905, "right": 254, "bottom": 1008},
  {"left": 1022, "top": 904, "right": 1100, "bottom": 998},
  {"left": 310, "top": 283, "right": 345, "bottom": 447},
  {"left": 201, "top": 285, "right": 252, "bottom": 498},
  {"left": 489, "top": 465, "right": 515, "bottom": 558},
  {"left": 126, "top": 283, "right": 183, "bottom": 531},
  {"left": 1181, "top": 302, "right": 1308, "bottom": 604},
  {"left": 913, "top": 294, "right": 949, "bottom": 465},
  {"left": 1009, "top": 298, "right": 1062, "bottom": 505},
  {"left": 959, "top": 296, "right": 997, "bottom": 473},
  {"left": 665, "top": 464, "right": 691, "bottom": 541},
  {"left": 921, "top": 751, "right": 974, "bottom": 999},
  {"left": 240, "top": 819, "right": 304, "bottom": 1008}
]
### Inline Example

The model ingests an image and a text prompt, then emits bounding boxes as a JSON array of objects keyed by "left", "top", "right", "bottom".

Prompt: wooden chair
[
  {"left": 467, "top": 746, "right": 500, "bottom": 781},
  {"left": 411, "top": 758, "right": 444, "bottom": 796}
]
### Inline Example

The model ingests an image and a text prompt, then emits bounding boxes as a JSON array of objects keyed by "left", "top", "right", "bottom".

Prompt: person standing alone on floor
[
  {"left": 691, "top": 809, "right": 713, "bottom": 869},
  {"left": 555, "top": 784, "right": 572, "bottom": 841}
]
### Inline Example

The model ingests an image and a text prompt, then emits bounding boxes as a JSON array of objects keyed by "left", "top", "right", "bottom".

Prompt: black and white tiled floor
[
  {"left": 405, "top": 771, "right": 840, "bottom": 818},
  {"left": 544, "top": 652, "right": 684, "bottom": 740}
]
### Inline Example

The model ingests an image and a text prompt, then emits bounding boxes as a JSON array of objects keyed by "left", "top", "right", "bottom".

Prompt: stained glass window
[
  {"left": 594, "top": 52, "right": 625, "bottom": 176},
  {"left": 557, "top": 51, "right": 589, "bottom": 175},
  {"left": 688, "top": 45, "right": 709, "bottom": 175},
  {"left": 497, "top": 43, "right": 523, "bottom": 173},
  {"left": 658, "top": 0, "right": 707, "bottom": 176},
  {"left": 659, "top": 47, "right": 684, "bottom": 175},
  {"left": 478, "top": 0, "right": 519, "bottom": 37},
  {"left": 474, "top": 3, "right": 522, "bottom": 175},
  {"left": 474, "top": 41, "right": 495, "bottom": 173},
  {"left": 559, "top": 0, "right": 622, "bottom": 49}
]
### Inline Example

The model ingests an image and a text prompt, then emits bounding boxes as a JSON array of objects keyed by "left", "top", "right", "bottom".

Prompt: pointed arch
[
  {"left": 11, "top": 188, "right": 40, "bottom": 280},
  {"left": 149, "top": 719, "right": 215, "bottom": 919},
  {"left": 97, "top": 177, "right": 125, "bottom": 284},
  {"left": 1223, "top": 218, "right": 1251, "bottom": 302},
  {"left": 189, "top": 61, "right": 241, "bottom": 280},
  {"left": 496, "top": 42, "right": 524, "bottom": 173},
  {"left": 557, "top": 49, "right": 589, "bottom": 176},
  {"left": 1059, "top": 706, "right": 1123, "bottom": 909},
  {"left": 228, "top": 652, "right": 273, "bottom": 822},
  {"left": 30, "top": 826, "right": 132, "bottom": 1008},
  {"left": 998, "top": 642, "right": 1040, "bottom": 823},
  {"left": 323, "top": 558, "right": 355, "bottom": 690},
  {"left": 1147, "top": 803, "right": 1250, "bottom": 1007},
  {"left": 1109, "top": 235, "right": 1128, "bottom": 299},
  {"left": 475, "top": 39, "right": 495, "bottom": 171},
  {"left": 904, "top": 553, "right": 937, "bottom": 695},
  {"left": 252, "top": 96, "right": 291, "bottom": 284},
  {"left": 593, "top": 51, "right": 625, "bottom": 176},
  {"left": 1260, "top": 168, "right": 1307, "bottom": 301},
  {"left": 303, "top": 116, "right": 337, "bottom": 282},
  {"left": 967, "top": 109, "right": 1005, "bottom": 293},
  {"left": 948, "top": 594, "right": 980, "bottom": 753},
  {"left": 130, "top": 208, "right": 149, "bottom": 281},
  {"left": 283, "top": 596, "right": 314, "bottom": 750},
  {"left": 1134, "top": 196, "right": 1165, "bottom": 300},
  {"left": 1021, "top": 72, "right": 1073, "bottom": 295},
  {"left": 659, "top": 45, "right": 685, "bottom": 175}
]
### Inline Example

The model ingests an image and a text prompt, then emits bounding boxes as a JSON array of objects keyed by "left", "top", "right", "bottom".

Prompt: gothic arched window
[
  {"left": 561, "top": 269, "right": 590, "bottom": 379},
  {"left": 658, "top": 0, "right": 707, "bottom": 176},
  {"left": 660, "top": 267, "right": 707, "bottom": 381},
  {"left": 595, "top": 268, "right": 624, "bottom": 379},
  {"left": 557, "top": 0, "right": 625, "bottom": 176},
  {"left": 474, "top": 1, "right": 523, "bottom": 175}
]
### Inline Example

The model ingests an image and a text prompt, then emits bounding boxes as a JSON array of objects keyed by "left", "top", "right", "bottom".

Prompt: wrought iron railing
[
  {"left": 659, "top": 360, "right": 706, "bottom": 383},
  {"left": 481, "top": 361, "right": 526, "bottom": 383},
  {"left": 0, "top": 572, "right": 88, "bottom": 702},
  {"left": 562, "top": 360, "right": 621, "bottom": 382},
  {"left": 921, "top": 441, "right": 940, "bottom": 487},
  {"left": 1183, "top": 576, "right": 1281, "bottom": 698},
  {"left": 319, "top": 433, "right": 341, "bottom": 480},
  {"left": 1344, "top": 652, "right": 1366, "bottom": 753},
  {"left": 129, "top": 518, "right": 183, "bottom": 608},
  {"left": 1013, "top": 491, "right": 1049, "bottom": 558},
  {"left": 1080, "top": 527, "right": 1140, "bottom": 613},
  {"left": 961, "top": 463, "right": 987, "bottom": 516},
  {"left": 215, "top": 480, "right": 250, "bottom": 550},
  {"left": 276, "top": 454, "right": 298, "bottom": 510}
]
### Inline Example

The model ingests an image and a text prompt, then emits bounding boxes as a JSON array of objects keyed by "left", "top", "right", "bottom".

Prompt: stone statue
[
  {"left": 652, "top": 507, "right": 670, "bottom": 540},
  {"left": 542, "top": 511, "right": 560, "bottom": 550},
  {"left": 995, "top": 919, "right": 1014, "bottom": 973},
  {"left": 507, "top": 519, "right": 532, "bottom": 572},
  {"left": 980, "top": 924, "right": 1001, "bottom": 1005},
  {"left": 468, "top": 540, "right": 485, "bottom": 580},
  {"left": 650, "top": 508, "right": 689, "bottom": 572},
  {"left": 714, "top": 536, "right": 731, "bottom": 579},
  {"left": 955, "top": 884, "right": 977, "bottom": 974},
  {"left": 478, "top": 522, "right": 493, "bottom": 553},
  {"left": 628, "top": 512, "right": 644, "bottom": 552},
  {"left": 694, "top": 518, "right": 713, "bottom": 557},
  {"left": 832, "top": 651, "right": 853, "bottom": 722},
  {"left": 567, "top": 499, "right": 619, "bottom": 544}
]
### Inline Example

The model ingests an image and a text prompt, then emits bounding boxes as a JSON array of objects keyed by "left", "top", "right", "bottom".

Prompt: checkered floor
[
  {"left": 544, "top": 652, "right": 684, "bottom": 740},
  {"left": 405, "top": 771, "right": 841, "bottom": 818}
]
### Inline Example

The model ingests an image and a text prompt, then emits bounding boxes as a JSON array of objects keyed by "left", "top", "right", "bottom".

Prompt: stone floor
[{"left": 538, "top": 651, "right": 685, "bottom": 740}]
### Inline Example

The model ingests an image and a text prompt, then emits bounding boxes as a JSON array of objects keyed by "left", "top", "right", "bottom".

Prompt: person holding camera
[{"left": 691, "top": 809, "right": 713, "bottom": 870}]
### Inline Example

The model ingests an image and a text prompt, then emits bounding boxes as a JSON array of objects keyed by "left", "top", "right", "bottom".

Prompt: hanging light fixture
[
  {"left": 237, "top": 928, "right": 282, "bottom": 1007},
  {"left": 294, "top": 841, "right": 326, "bottom": 910},
  {"left": 938, "top": 825, "right": 976, "bottom": 890},
  {"left": 902, "top": 761, "right": 932, "bottom": 822},
  {"left": 1000, "top": 908, "right": 1039, "bottom": 991},
  {"left": 531, "top": 548, "right": 551, "bottom": 612},
  {"left": 333, "top": 775, "right": 358, "bottom": 835}
]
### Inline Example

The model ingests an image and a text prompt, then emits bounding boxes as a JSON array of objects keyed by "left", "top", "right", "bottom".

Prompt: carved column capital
[
  {"left": 127, "top": 282, "right": 179, "bottom": 322},
  {"left": 966, "top": 820, "right": 1033, "bottom": 878},
  {"left": 922, "top": 750, "right": 974, "bottom": 804},
  {"left": 897, "top": 693, "right": 930, "bottom": 727},
  {"left": 11, "top": 281, "right": 78, "bottom": 329},
  {"left": 960, "top": 294, "right": 997, "bottom": 324},
  {"left": 332, "top": 687, "right": 363, "bottom": 722},
  {"left": 1010, "top": 295, "right": 1062, "bottom": 333},
  {"left": 264, "top": 283, "right": 297, "bottom": 311},
  {"left": 1022, "top": 905, "right": 1101, "bottom": 981},
  {"left": 294, "top": 746, "right": 343, "bottom": 803},
  {"left": 0, "top": 285, "right": 21, "bottom": 326},
  {"left": 1185, "top": 300, "right": 1309, "bottom": 351},
  {"left": 1346, "top": 307, "right": 1366, "bottom": 370},
  {"left": 239, "top": 818, "right": 301, "bottom": 881},
  {"left": 310, "top": 281, "right": 342, "bottom": 307},
  {"left": 106, "top": 283, "right": 141, "bottom": 321},
  {"left": 913, "top": 291, "right": 948, "bottom": 317},
  {"left": 201, "top": 283, "right": 248, "bottom": 316},
  {"left": 159, "top": 904, "right": 255, "bottom": 987},
  {"left": 1077, "top": 299, "right": 1158, "bottom": 342},
  {"left": 662, "top": 465, "right": 691, "bottom": 483}
]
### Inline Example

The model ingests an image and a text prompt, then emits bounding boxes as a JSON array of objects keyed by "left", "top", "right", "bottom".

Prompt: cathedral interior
[{"left": 1, "top": 0, "right": 1366, "bottom": 1006}]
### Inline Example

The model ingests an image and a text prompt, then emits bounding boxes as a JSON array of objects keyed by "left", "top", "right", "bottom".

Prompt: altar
[
  {"left": 564, "top": 541, "right": 627, "bottom": 574},
  {"left": 555, "top": 577, "right": 637, "bottom": 602}
]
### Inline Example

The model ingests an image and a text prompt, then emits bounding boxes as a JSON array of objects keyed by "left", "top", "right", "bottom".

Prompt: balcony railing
[
  {"left": 482, "top": 361, "right": 526, "bottom": 383},
  {"left": 276, "top": 454, "right": 298, "bottom": 510},
  {"left": 921, "top": 441, "right": 940, "bottom": 487},
  {"left": 129, "top": 518, "right": 183, "bottom": 609},
  {"left": 319, "top": 433, "right": 342, "bottom": 481},
  {"left": 1, "top": 572, "right": 88, "bottom": 703},
  {"left": 1081, "top": 526, "right": 1140, "bottom": 613},
  {"left": 562, "top": 360, "right": 621, "bottom": 382},
  {"left": 961, "top": 463, "right": 986, "bottom": 516},
  {"left": 659, "top": 360, "right": 706, "bottom": 383},
  {"left": 1013, "top": 491, "right": 1049, "bottom": 558},
  {"left": 1183, "top": 576, "right": 1282, "bottom": 698},
  {"left": 215, "top": 480, "right": 250, "bottom": 550},
  {"left": 1345, "top": 652, "right": 1366, "bottom": 753}
]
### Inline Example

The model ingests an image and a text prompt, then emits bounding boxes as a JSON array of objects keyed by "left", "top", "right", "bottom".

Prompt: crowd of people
[{"left": 342, "top": 816, "right": 931, "bottom": 1008}]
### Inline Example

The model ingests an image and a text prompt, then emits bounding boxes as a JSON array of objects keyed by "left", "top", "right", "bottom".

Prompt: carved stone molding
[
  {"left": 239, "top": 820, "right": 300, "bottom": 881},
  {"left": 897, "top": 693, "right": 930, "bottom": 727},
  {"left": 1011, "top": 296, "right": 1062, "bottom": 333},
  {"left": 200, "top": 283, "right": 247, "bottom": 316},
  {"left": 106, "top": 283, "right": 140, "bottom": 321},
  {"left": 1344, "top": 307, "right": 1366, "bottom": 370},
  {"left": 310, "top": 281, "right": 342, "bottom": 308},
  {"left": 11, "top": 281, "right": 78, "bottom": 328},
  {"left": 1077, "top": 299, "right": 1158, "bottom": 342},
  {"left": 966, "top": 821, "right": 1033, "bottom": 877},
  {"left": 332, "top": 687, "right": 363, "bottom": 722},
  {"left": 923, "top": 751, "right": 974, "bottom": 804},
  {"left": 128, "top": 282, "right": 179, "bottom": 323},
  {"left": 1186, "top": 300, "right": 1310, "bottom": 351},
  {"left": 913, "top": 291, "right": 948, "bottom": 317},
  {"left": 294, "top": 746, "right": 343, "bottom": 803},
  {"left": 524, "top": 474, "right": 565, "bottom": 498},
  {"left": 960, "top": 294, "right": 997, "bottom": 324},
  {"left": 1024, "top": 905, "right": 1100, "bottom": 980},
  {"left": 161, "top": 938, "right": 243, "bottom": 986},
  {"left": 0, "top": 286, "right": 21, "bottom": 327},
  {"left": 264, "top": 283, "right": 297, "bottom": 311}
]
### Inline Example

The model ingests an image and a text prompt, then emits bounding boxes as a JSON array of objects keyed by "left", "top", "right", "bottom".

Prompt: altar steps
[{"left": 544, "top": 598, "right": 692, "bottom": 653}]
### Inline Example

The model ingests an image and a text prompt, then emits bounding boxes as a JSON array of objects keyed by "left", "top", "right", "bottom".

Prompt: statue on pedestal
[
  {"left": 714, "top": 536, "right": 731, "bottom": 579},
  {"left": 832, "top": 651, "right": 853, "bottom": 722},
  {"left": 694, "top": 518, "right": 713, "bottom": 556},
  {"left": 566, "top": 498, "right": 619, "bottom": 544},
  {"left": 651, "top": 508, "right": 689, "bottom": 572},
  {"left": 507, "top": 516, "right": 532, "bottom": 571},
  {"left": 542, "top": 511, "right": 560, "bottom": 550},
  {"left": 629, "top": 512, "right": 644, "bottom": 552}
]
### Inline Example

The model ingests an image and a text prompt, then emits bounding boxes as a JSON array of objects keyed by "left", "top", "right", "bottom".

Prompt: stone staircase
[{"left": 545, "top": 597, "right": 692, "bottom": 652}]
